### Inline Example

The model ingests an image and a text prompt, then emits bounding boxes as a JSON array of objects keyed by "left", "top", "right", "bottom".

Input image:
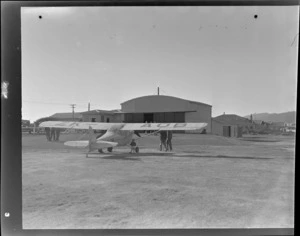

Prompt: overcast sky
[{"left": 21, "top": 6, "right": 298, "bottom": 122}]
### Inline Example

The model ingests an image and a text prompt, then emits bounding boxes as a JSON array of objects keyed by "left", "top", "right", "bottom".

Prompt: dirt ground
[{"left": 22, "top": 133, "right": 295, "bottom": 229}]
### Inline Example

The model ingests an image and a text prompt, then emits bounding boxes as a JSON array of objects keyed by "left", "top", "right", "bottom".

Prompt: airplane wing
[
  {"left": 40, "top": 121, "right": 207, "bottom": 131},
  {"left": 39, "top": 121, "right": 117, "bottom": 130},
  {"left": 121, "top": 123, "right": 207, "bottom": 131}
]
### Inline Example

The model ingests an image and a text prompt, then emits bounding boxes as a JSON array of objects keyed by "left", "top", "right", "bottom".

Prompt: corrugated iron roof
[
  {"left": 121, "top": 95, "right": 212, "bottom": 107},
  {"left": 213, "top": 114, "right": 252, "bottom": 126},
  {"left": 50, "top": 112, "right": 83, "bottom": 119},
  {"left": 80, "top": 109, "right": 116, "bottom": 115}
]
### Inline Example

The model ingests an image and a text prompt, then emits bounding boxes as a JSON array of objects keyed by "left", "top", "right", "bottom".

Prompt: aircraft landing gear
[
  {"left": 107, "top": 147, "right": 113, "bottom": 152},
  {"left": 135, "top": 147, "right": 139, "bottom": 153},
  {"left": 98, "top": 149, "right": 103, "bottom": 153}
]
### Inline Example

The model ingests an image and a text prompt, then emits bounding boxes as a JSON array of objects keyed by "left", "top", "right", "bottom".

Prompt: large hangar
[{"left": 121, "top": 95, "right": 212, "bottom": 132}]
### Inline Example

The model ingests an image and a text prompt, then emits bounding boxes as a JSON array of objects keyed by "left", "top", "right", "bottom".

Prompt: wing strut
[{"left": 88, "top": 126, "right": 96, "bottom": 153}]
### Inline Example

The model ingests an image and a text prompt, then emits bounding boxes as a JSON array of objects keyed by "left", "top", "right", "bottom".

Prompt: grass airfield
[{"left": 22, "top": 132, "right": 295, "bottom": 229}]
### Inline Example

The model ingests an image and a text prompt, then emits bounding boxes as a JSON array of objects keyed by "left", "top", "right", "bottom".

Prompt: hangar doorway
[
  {"left": 144, "top": 113, "right": 154, "bottom": 123},
  {"left": 124, "top": 112, "right": 185, "bottom": 123}
]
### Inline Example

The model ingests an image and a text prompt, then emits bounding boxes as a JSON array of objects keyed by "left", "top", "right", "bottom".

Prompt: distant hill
[{"left": 244, "top": 111, "right": 296, "bottom": 123}]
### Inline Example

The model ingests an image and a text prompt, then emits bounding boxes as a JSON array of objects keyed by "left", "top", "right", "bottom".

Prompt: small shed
[{"left": 212, "top": 119, "right": 243, "bottom": 138}]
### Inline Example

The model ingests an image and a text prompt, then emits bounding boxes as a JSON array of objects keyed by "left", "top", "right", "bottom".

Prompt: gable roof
[
  {"left": 50, "top": 112, "right": 83, "bottom": 119},
  {"left": 121, "top": 95, "right": 212, "bottom": 107},
  {"left": 213, "top": 114, "right": 253, "bottom": 126},
  {"left": 80, "top": 109, "right": 116, "bottom": 115}
]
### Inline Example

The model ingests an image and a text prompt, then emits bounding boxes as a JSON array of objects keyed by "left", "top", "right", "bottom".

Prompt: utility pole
[
  {"left": 157, "top": 86, "right": 160, "bottom": 95},
  {"left": 70, "top": 104, "right": 76, "bottom": 121}
]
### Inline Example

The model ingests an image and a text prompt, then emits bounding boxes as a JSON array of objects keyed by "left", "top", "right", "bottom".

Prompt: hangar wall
[
  {"left": 122, "top": 95, "right": 198, "bottom": 113},
  {"left": 121, "top": 95, "right": 212, "bottom": 133},
  {"left": 80, "top": 96, "right": 212, "bottom": 133},
  {"left": 113, "top": 113, "right": 125, "bottom": 122},
  {"left": 124, "top": 112, "right": 185, "bottom": 123},
  {"left": 185, "top": 102, "right": 212, "bottom": 133},
  {"left": 82, "top": 113, "right": 113, "bottom": 122},
  {"left": 81, "top": 111, "right": 124, "bottom": 123}
]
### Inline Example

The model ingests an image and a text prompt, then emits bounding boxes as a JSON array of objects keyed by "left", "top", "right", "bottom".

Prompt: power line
[
  {"left": 23, "top": 99, "right": 118, "bottom": 110},
  {"left": 22, "top": 100, "right": 87, "bottom": 107},
  {"left": 23, "top": 100, "right": 69, "bottom": 105},
  {"left": 161, "top": 89, "right": 167, "bottom": 95}
]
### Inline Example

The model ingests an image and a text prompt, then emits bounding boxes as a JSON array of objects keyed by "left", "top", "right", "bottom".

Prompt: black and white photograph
[{"left": 20, "top": 5, "right": 297, "bottom": 229}]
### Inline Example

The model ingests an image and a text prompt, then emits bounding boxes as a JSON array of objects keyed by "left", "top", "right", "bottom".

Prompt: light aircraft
[{"left": 39, "top": 121, "right": 207, "bottom": 157}]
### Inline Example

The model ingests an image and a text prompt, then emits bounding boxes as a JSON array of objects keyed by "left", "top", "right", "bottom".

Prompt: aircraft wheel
[
  {"left": 98, "top": 149, "right": 103, "bottom": 153},
  {"left": 107, "top": 147, "right": 113, "bottom": 152},
  {"left": 135, "top": 147, "right": 139, "bottom": 153}
]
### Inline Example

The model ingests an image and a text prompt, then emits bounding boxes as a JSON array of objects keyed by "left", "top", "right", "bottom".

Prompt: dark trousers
[
  {"left": 50, "top": 131, "right": 55, "bottom": 141},
  {"left": 160, "top": 140, "right": 167, "bottom": 151},
  {"left": 55, "top": 130, "right": 60, "bottom": 141},
  {"left": 45, "top": 131, "right": 50, "bottom": 141},
  {"left": 166, "top": 139, "right": 172, "bottom": 151}
]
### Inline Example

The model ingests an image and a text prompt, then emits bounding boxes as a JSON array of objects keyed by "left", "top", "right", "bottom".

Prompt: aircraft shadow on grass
[
  {"left": 241, "top": 139, "right": 280, "bottom": 143},
  {"left": 86, "top": 152, "right": 272, "bottom": 161},
  {"left": 86, "top": 152, "right": 174, "bottom": 161},
  {"left": 178, "top": 155, "right": 273, "bottom": 160}
]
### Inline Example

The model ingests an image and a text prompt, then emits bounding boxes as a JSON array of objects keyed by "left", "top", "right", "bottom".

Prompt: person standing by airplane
[
  {"left": 159, "top": 130, "right": 167, "bottom": 151},
  {"left": 149, "top": 121, "right": 153, "bottom": 134},
  {"left": 45, "top": 127, "right": 50, "bottom": 141},
  {"left": 144, "top": 121, "right": 148, "bottom": 134},
  {"left": 50, "top": 128, "right": 56, "bottom": 141},
  {"left": 130, "top": 139, "right": 137, "bottom": 153},
  {"left": 166, "top": 130, "right": 173, "bottom": 151},
  {"left": 55, "top": 128, "right": 61, "bottom": 141}
]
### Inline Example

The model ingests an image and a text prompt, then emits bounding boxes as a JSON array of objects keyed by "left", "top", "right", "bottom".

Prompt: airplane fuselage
[{"left": 97, "top": 124, "right": 134, "bottom": 147}]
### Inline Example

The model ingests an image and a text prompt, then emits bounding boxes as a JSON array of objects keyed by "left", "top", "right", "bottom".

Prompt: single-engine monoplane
[{"left": 39, "top": 121, "right": 207, "bottom": 157}]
